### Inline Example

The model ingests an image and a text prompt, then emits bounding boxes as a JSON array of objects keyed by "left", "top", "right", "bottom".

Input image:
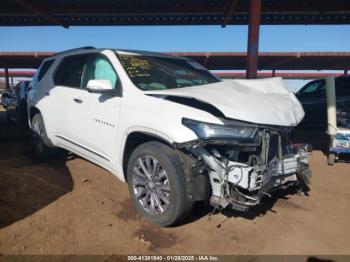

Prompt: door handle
[{"left": 73, "top": 97, "right": 83, "bottom": 103}]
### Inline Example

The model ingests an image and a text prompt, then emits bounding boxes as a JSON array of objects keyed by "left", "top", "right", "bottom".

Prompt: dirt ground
[{"left": 0, "top": 107, "right": 350, "bottom": 256}]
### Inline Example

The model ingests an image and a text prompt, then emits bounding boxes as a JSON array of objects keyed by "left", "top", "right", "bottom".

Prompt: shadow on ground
[
  {"left": 179, "top": 185, "right": 307, "bottom": 227},
  {"left": 0, "top": 109, "right": 73, "bottom": 229},
  {"left": 307, "top": 257, "right": 335, "bottom": 262},
  {"left": 0, "top": 110, "right": 31, "bottom": 141}
]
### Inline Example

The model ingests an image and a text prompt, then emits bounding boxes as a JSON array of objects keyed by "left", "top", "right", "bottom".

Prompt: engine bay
[{"left": 175, "top": 125, "right": 312, "bottom": 212}]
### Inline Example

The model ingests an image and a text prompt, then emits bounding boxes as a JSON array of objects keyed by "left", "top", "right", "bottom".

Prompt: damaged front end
[{"left": 175, "top": 118, "right": 312, "bottom": 212}]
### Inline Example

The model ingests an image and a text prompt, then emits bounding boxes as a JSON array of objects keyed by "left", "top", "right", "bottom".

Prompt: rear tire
[
  {"left": 31, "top": 113, "right": 55, "bottom": 158},
  {"left": 127, "top": 141, "right": 193, "bottom": 226}
]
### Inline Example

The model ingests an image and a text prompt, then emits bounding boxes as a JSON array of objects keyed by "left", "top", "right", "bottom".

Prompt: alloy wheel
[
  {"left": 132, "top": 155, "right": 170, "bottom": 215},
  {"left": 32, "top": 117, "right": 44, "bottom": 152}
]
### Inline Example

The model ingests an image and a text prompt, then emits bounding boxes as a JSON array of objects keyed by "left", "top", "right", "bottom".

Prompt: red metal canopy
[{"left": 1, "top": 51, "right": 349, "bottom": 71}]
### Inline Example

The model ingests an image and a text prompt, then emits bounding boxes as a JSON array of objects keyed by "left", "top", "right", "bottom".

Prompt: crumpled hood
[{"left": 144, "top": 77, "right": 305, "bottom": 126}]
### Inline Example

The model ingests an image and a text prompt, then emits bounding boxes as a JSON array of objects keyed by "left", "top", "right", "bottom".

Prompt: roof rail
[{"left": 53, "top": 46, "right": 95, "bottom": 56}]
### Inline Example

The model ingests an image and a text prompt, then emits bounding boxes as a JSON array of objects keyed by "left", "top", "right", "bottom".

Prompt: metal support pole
[
  {"left": 4, "top": 67, "right": 10, "bottom": 90},
  {"left": 326, "top": 76, "right": 337, "bottom": 136},
  {"left": 344, "top": 69, "right": 348, "bottom": 75},
  {"left": 272, "top": 70, "right": 276, "bottom": 77},
  {"left": 246, "top": 0, "right": 261, "bottom": 79}
]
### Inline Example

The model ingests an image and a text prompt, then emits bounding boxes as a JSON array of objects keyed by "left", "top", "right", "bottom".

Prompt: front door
[{"left": 67, "top": 52, "right": 122, "bottom": 164}]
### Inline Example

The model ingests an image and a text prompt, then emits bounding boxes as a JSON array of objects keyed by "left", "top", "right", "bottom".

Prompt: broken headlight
[{"left": 182, "top": 118, "right": 258, "bottom": 140}]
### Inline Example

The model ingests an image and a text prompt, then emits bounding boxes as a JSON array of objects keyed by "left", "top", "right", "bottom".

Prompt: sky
[
  {"left": 1, "top": 25, "right": 350, "bottom": 91},
  {"left": 1, "top": 25, "right": 350, "bottom": 52}
]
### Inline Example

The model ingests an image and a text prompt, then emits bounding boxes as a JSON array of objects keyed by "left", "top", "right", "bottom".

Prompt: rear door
[
  {"left": 50, "top": 54, "right": 89, "bottom": 141},
  {"left": 28, "top": 58, "right": 56, "bottom": 129}
]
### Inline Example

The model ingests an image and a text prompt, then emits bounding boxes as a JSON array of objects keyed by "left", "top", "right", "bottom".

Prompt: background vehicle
[
  {"left": 1, "top": 80, "right": 29, "bottom": 126},
  {"left": 296, "top": 76, "right": 350, "bottom": 130},
  {"left": 28, "top": 47, "right": 311, "bottom": 226}
]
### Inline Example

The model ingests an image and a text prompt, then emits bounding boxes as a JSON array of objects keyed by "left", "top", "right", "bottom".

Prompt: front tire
[
  {"left": 31, "top": 113, "right": 55, "bottom": 158},
  {"left": 127, "top": 141, "right": 193, "bottom": 226}
]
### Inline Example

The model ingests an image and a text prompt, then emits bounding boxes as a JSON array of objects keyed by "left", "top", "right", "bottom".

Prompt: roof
[
  {"left": 1, "top": 51, "right": 349, "bottom": 71},
  {"left": 11, "top": 48, "right": 185, "bottom": 64},
  {"left": 1, "top": 0, "right": 350, "bottom": 27}
]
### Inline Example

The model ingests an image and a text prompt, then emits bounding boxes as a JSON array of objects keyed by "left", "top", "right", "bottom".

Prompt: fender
[
  {"left": 119, "top": 126, "right": 175, "bottom": 162},
  {"left": 118, "top": 126, "right": 176, "bottom": 180}
]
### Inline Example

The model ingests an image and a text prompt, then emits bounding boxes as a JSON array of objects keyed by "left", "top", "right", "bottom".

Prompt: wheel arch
[
  {"left": 29, "top": 106, "right": 41, "bottom": 121},
  {"left": 28, "top": 106, "right": 41, "bottom": 127},
  {"left": 122, "top": 131, "right": 175, "bottom": 182}
]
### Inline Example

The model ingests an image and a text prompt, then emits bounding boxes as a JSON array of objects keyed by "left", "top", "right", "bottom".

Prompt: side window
[
  {"left": 54, "top": 55, "right": 88, "bottom": 88},
  {"left": 299, "top": 80, "right": 325, "bottom": 97},
  {"left": 81, "top": 54, "right": 120, "bottom": 90},
  {"left": 336, "top": 78, "right": 350, "bottom": 96},
  {"left": 38, "top": 59, "right": 54, "bottom": 81}
]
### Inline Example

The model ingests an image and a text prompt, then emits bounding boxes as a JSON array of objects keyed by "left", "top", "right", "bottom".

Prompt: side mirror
[{"left": 86, "top": 79, "right": 114, "bottom": 94}]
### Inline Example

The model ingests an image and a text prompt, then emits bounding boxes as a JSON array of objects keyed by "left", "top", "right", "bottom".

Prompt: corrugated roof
[{"left": 1, "top": 0, "right": 350, "bottom": 27}]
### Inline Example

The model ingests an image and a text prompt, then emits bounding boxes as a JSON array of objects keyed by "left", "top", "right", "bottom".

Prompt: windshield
[{"left": 117, "top": 53, "right": 221, "bottom": 90}]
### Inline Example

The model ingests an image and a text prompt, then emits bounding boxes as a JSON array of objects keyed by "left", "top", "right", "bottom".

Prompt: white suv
[{"left": 28, "top": 47, "right": 311, "bottom": 226}]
